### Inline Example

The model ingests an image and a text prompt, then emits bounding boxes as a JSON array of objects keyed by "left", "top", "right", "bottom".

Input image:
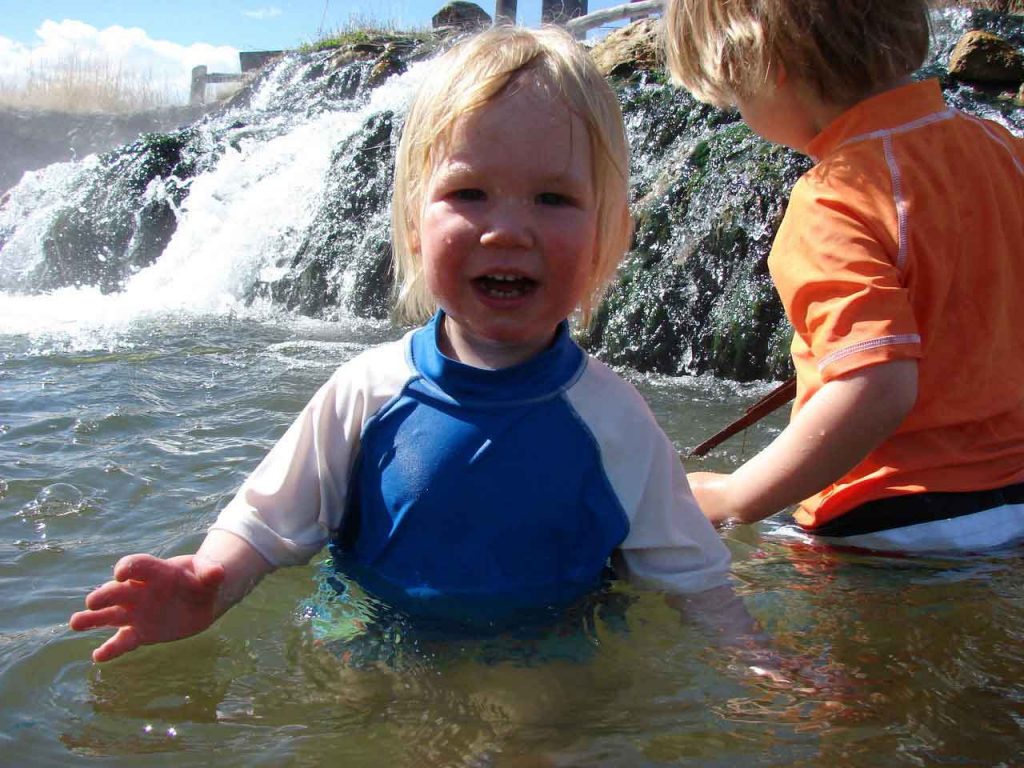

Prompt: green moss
[{"left": 300, "top": 28, "right": 432, "bottom": 53}]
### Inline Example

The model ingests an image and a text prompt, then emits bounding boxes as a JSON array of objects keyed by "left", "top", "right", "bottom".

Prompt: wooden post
[
  {"left": 190, "top": 65, "right": 207, "bottom": 106},
  {"left": 495, "top": 0, "right": 517, "bottom": 24},
  {"left": 542, "top": 0, "right": 587, "bottom": 24}
]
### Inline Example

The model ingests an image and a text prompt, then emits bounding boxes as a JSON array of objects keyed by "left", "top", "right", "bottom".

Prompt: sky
[{"left": 0, "top": 0, "right": 628, "bottom": 102}]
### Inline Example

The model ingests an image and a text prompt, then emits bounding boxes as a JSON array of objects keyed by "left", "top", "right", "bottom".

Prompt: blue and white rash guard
[{"left": 213, "top": 312, "right": 730, "bottom": 625}]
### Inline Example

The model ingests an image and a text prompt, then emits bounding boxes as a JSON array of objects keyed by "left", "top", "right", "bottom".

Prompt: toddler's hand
[
  {"left": 69, "top": 553, "right": 226, "bottom": 663},
  {"left": 687, "top": 471, "right": 737, "bottom": 527}
]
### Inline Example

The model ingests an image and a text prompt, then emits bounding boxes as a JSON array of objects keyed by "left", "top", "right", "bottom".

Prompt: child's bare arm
[
  {"left": 69, "top": 529, "right": 274, "bottom": 663},
  {"left": 690, "top": 359, "right": 918, "bottom": 526}
]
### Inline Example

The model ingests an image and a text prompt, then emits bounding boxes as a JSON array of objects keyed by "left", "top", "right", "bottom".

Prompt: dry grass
[{"left": 0, "top": 53, "right": 175, "bottom": 113}]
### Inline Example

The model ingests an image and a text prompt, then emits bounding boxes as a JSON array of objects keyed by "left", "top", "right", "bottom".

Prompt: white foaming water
[
  {"left": 0, "top": 60, "right": 430, "bottom": 347},
  {"left": 0, "top": 158, "right": 101, "bottom": 287}
]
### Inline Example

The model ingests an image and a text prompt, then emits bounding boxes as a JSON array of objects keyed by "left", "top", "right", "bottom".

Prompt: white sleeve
[
  {"left": 210, "top": 339, "right": 414, "bottom": 567},
  {"left": 565, "top": 359, "right": 732, "bottom": 593}
]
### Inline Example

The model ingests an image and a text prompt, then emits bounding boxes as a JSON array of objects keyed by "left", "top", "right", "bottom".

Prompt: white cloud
[
  {"left": 243, "top": 7, "right": 283, "bottom": 20},
  {"left": 0, "top": 19, "right": 240, "bottom": 104}
]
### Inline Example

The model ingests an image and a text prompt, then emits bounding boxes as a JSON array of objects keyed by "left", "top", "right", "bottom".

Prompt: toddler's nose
[{"left": 480, "top": 202, "right": 533, "bottom": 248}]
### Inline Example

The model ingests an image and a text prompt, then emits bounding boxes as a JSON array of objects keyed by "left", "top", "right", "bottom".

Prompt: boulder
[
  {"left": 432, "top": 2, "right": 492, "bottom": 31},
  {"left": 589, "top": 18, "right": 661, "bottom": 79},
  {"left": 948, "top": 30, "right": 1024, "bottom": 83},
  {"left": 367, "top": 50, "right": 407, "bottom": 87}
]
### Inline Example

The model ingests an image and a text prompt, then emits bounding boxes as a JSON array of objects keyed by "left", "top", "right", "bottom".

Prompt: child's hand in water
[
  {"left": 69, "top": 553, "right": 226, "bottom": 663},
  {"left": 687, "top": 471, "right": 737, "bottom": 527}
]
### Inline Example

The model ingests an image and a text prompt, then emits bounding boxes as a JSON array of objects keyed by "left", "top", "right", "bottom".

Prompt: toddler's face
[{"left": 415, "top": 81, "right": 598, "bottom": 368}]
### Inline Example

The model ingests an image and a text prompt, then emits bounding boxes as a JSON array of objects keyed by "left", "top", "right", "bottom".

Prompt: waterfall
[
  {"left": 1, "top": 12, "right": 1020, "bottom": 377},
  {"left": 0, "top": 51, "right": 428, "bottom": 339}
]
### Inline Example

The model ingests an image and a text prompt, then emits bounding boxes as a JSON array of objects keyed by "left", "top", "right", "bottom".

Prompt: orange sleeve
[{"left": 769, "top": 174, "right": 923, "bottom": 383}]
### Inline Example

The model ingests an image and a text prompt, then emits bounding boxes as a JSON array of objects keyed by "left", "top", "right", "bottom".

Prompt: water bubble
[
  {"left": 37, "top": 483, "right": 84, "bottom": 507},
  {"left": 18, "top": 483, "right": 87, "bottom": 523}
]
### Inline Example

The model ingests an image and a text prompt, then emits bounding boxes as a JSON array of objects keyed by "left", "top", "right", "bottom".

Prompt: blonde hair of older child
[
  {"left": 663, "top": 0, "right": 931, "bottom": 108},
  {"left": 391, "top": 25, "right": 633, "bottom": 326}
]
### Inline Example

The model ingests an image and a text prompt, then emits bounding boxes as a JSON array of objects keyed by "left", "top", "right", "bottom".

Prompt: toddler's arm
[
  {"left": 690, "top": 359, "right": 917, "bottom": 526},
  {"left": 68, "top": 344, "right": 411, "bottom": 663},
  {"left": 69, "top": 529, "right": 273, "bottom": 663}
]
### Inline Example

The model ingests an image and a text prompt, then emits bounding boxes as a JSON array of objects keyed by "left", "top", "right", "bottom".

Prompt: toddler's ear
[
  {"left": 773, "top": 61, "right": 789, "bottom": 89},
  {"left": 408, "top": 227, "right": 420, "bottom": 254}
]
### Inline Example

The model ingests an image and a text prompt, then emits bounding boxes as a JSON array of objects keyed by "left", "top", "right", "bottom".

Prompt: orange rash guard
[{"left": 767, "top": 79, "right": 1024, "bottom": 529}]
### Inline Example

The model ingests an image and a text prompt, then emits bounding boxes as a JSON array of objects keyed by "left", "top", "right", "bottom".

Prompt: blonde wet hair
[
  {"left": 663, "top": 0, "right": 931, "bottom": 108},
  {"left": 391, "top": 25, "right": 633, "bottom": 326}
]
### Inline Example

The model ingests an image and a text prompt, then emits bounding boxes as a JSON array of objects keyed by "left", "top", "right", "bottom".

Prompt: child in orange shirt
[{"left": 664, "top": 0, "right": 1024, "bottom": 551}]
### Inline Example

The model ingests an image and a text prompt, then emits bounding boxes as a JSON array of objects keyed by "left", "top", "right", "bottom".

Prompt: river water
[{"left": 2, "top": 304, "right": 1022, "bottom": 767}]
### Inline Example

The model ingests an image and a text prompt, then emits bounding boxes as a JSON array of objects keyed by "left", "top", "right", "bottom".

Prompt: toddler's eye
[
  {"left": 536, "top": 192, "right": 570, "bottom": 206},
  {"left": 452, "top": 188, "right": 485, "bottom": 202}
]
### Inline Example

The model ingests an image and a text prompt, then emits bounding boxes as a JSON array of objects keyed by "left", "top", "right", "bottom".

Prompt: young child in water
[
  {"left": 664, "top": 0, "right": 1024, "bottom": 551},
  {"left": 71, "top": 26, "right": 732, "bottom": 662}
]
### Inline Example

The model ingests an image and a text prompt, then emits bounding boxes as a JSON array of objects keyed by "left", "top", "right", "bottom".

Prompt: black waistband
[{"left": 811, "top": 480, "right": 1024, "bottom": 538}]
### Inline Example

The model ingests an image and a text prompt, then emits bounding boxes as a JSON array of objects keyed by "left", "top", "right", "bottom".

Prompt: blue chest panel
[{"left": 333, "top": 318, "right": 630, "bottom": 622}]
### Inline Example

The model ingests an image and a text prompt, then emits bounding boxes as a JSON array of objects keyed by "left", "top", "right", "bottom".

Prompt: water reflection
[{"left": 729, "top": 532, "right": 1024, "bottom": 766}]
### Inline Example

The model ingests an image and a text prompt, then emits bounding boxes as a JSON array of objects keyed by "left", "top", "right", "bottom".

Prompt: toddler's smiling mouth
[{"left": 473, "top": 274, "right": 538, "bottom": 299}]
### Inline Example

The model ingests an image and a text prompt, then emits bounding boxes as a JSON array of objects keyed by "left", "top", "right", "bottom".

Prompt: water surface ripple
[{"left": 2, "top": 316, "right": 1022, "bottom": 767}]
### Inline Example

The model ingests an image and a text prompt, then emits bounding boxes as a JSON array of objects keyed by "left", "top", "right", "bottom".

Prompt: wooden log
[
  {"left": 566, "top": 0, "right": 661, "bottom": 36},
  {"left": 542, "top": 0, "right": 588, "bottom": 25},
  {"left": 204, "top": 73, "right": 243, "bottom": 84}
]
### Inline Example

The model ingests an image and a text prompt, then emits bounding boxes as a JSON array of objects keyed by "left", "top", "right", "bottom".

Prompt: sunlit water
[{"left": 2, "top": 303, "right": 1022, "bottom": 768}]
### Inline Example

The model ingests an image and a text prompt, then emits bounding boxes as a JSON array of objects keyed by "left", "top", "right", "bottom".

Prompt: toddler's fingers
[
  {"left": 112, "top": 553, "right": 168, "bottom": 582},
  {"left": 70, "top": 604, "right": 130, "bottom": 631},
  {"left": 83, "top": 579, "right": 143, "bottom": 611},
  {"left": 92, "top": 625, "right": 141, "bottom": 663}
]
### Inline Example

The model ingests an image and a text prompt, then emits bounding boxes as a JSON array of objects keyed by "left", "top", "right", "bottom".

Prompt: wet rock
[
  {"left": 250, "top": 111, "right": 398, "bottom": 319},
  {"left": 29, "top": 128, "right": 220, "bottom": 293},
  {"left": 583, "top": 95, "right": 808, "bottom": 381},
  {"left": 948, "top": 30, "right": 1024, "bottom": 83},
  {"left": 432, "top": 1, "right": 491, "bottom": 32},
  {"left": 590, "top": 18, "right": 662, "bottom": 79},
  {"left": 367, "top": 51, "right": 407, "bottom": 88}
]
